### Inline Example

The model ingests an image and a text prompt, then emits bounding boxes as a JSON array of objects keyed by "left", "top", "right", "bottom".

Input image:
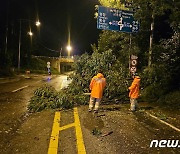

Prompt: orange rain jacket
[
  {"left": 128, "top": 76, "right": 141, "bottom": 99},
  {"left": 90, "top": 73, "right": 106, "bottom": 99}
]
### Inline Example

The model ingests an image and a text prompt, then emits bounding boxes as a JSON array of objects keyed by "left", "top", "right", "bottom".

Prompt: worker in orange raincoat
[
  {"left": 89, "top": 72, "right": 106, "bottom": 113},
  {"left": 128, "top": 73, "right": 140, "bottom": 111}
]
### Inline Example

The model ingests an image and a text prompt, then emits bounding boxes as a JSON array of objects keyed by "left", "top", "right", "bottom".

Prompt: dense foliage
[
  {"left": 97, "top": 0, "right": 180, "bottom": 103},
  {"left": 28, "top": 84, "right": 89, "bottom": 112},
  {"left": 69, "top": 50, "right": 130, "bottom": 101},
  {"left": 28, "top": 50, "right": 130, "bottom": 112},
  {"left": 28, "top": 0, "right": 180, "bottom": 112}
]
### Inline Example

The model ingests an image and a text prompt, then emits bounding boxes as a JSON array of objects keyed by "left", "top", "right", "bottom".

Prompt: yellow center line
[
  {"left": 74, "top": 107, "right": 86, "bottom": 154},
  {"left": 48, "top": 107, "right": 86, "bottom": 154},
  {"left": 48, "top": 112, "right": 60, "bottom": 154},
  {"left": 59, "top": 123, "right": 75, "bottom": 131}
]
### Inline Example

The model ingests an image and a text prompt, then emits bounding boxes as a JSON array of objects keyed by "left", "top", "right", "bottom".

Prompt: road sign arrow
[{"left": 119, "top": 24, "right": 124, "bottom": 30}]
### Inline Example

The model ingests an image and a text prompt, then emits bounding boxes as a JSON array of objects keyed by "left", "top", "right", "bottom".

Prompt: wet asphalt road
[
  {"left": 0, "top": 74, "right": 63, "bottom": 153},
  {"left": 0, "top": 74, "right": 180, "bottom": 154}
]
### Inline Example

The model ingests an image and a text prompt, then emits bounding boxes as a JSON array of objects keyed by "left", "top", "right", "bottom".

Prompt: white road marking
[
  {"left": 12, "top": 85, "right": 29, "bottom": 93},
  {"left": 146, "top": 112, "right": 180, "bottom": 132},
  {"left": 35, "top": 80, "right": 42, "bottom": 84}
]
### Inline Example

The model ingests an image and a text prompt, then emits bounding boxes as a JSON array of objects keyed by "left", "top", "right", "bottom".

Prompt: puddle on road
[
  {"left": 83, "top": 112, "right": 104, "bottom": 131},
  {"left": 0, "top": 92, "right": 11, "bottom": 102},
  {"left": 82, "top": 105, "right": 122, "bottom": 132},
  {"left": 101, "top": 106, "right": 121, "bottom": 111},
  {"left": 133, "top": 111, "right": 159, "bottom": 128},
  {"left": 139, "top": 106, "right": 154, "bottom": 111}
]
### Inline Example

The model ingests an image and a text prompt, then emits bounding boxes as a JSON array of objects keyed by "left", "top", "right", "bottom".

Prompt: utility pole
[
  {"left": 148, "top": 13, "right": 154, "bottom": 67},
  {"left": 129, "top": 33, "right": 132, "bottom": 75},
  {"left": 59, "top": 47, "right": 62, "bottom": 58},
  {"left": 18, "top": 20, "right": 22, "bottom": 71},
  {"left": 59, "top": 48, "right": 62, "bottom": 74},
  {"left": 5, "top": 0, "right": 9, "bottom": 55},
  {"left": 17, "top": 19, "right": 40, "bottom": 71}
]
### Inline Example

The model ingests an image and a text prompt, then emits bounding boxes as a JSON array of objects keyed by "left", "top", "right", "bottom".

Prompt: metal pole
[
  {"left": 59, "top": 48, "right": 62, "bottom": 74},
  {"left": 148, "top": 13, "right": 154, "bottom": 67},
  {"left": 129, "top": 33, "right": 132, "bottom": 75},
  {"left": 60, "top": 47, "right": 62, "bottom": 58},
  {"left": 5, "top": 27, "right": 8, "bottom": 55},
  {"left": 18, "top": 20, "right": 21, "bottom": 71},
  {"left": 5, "top": 0, "right": 9, "bottom": 55}
]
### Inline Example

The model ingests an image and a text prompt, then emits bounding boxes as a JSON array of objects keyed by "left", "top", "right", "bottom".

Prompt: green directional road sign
[{"left": 97, "top": 6, "right": 139, "bottom": 33}]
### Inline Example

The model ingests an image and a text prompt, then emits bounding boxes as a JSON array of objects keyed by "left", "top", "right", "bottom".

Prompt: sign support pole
[{"left": 129, "top": 33, "right": 132, "bottom": 76}]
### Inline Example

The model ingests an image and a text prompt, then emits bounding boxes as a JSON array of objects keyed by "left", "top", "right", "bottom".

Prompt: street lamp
[
  {"left": 27, "top": 31, "right": 33, "bottom": 36},
  {"left": 66, "top": 45, "right": 72, "bottom": 57},
  {"left": 35, "top": 21, "right": 41, "bottom": 27},
  {"left": 18, "top": 19, "right": 40, "bottom": 71}
]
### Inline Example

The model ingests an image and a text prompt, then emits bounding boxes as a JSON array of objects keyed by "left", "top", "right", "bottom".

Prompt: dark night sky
[{"left": 0, "top": 0, "right": 100, "bottom": 56}]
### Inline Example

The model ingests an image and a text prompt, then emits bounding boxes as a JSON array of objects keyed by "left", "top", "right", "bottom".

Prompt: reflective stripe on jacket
[
  {"left": 128, "top": 76, "right": 140, "bottom": 99},
  {"left": 90, "top": 73, "right": 106, "bottom": 99}
]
